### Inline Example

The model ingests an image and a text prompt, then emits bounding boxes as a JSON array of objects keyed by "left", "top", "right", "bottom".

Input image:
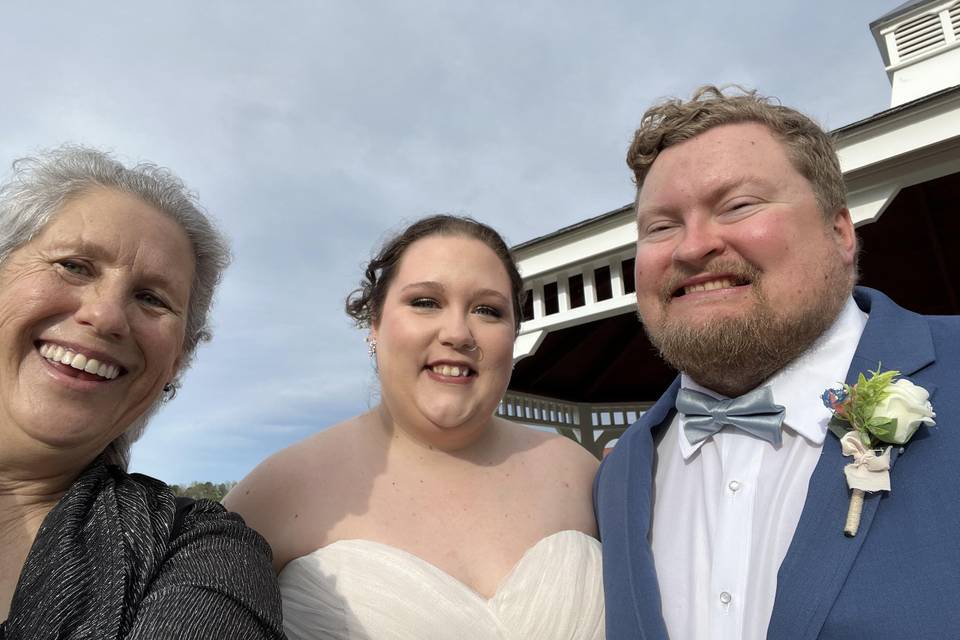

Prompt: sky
[{"left": 0, "top": 1, "right": 895, "bottom": 484}]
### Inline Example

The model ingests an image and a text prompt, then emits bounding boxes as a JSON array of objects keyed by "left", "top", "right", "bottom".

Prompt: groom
[{"left": 595, "top": 86, "right": 960, "bottom": 639}]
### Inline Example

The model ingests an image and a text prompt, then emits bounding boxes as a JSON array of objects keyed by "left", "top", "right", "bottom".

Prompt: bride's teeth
[
  {"left": 70, "top": 353, "right": 88, "bottom": 371},
  {"left": 60, "top": 350, "right": 75, "bottom": 365},
  {"left": 85, "top": 359, "right": 101, "bottom": 374},
  {"left": 431, "top": 364, "right": 472, "bottom": 377},
  {"left": 53, "top": 345, "right": 65, "bottom": 360}
]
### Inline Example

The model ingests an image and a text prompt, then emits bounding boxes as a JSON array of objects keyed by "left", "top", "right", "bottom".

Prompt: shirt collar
[{"left": 677, "top": 297, "right": 868, "bottom": 460}]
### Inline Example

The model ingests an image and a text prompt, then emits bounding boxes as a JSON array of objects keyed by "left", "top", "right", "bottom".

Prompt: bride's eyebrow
[
  {"left": 400, "top": 281, "right": 444, "bottom": 294},
  {"left": 475, "top": 289, "right": 509, "bottom": 304}
]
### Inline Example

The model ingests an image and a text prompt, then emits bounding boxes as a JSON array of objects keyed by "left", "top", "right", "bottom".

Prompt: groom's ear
[{"left": 830, "top": 207, "right": 857, "bottom": 267}]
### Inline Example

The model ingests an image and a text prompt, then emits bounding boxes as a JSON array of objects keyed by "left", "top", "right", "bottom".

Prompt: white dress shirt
[{"left": 650, "top": 298, "right": 868, "bottom": 640}]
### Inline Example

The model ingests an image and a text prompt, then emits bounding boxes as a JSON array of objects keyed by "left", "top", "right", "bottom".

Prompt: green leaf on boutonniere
[{"left": 828, "top": 417, "right": 852, "bottom": 441}]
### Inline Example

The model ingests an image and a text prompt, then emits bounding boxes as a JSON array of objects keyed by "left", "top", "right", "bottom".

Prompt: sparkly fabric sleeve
[
  {"left": 3, "top": 460, "right": 285, "bottom": 640},
  {"left": 124, "top": 498, "right": 285, "bottom": 640}
]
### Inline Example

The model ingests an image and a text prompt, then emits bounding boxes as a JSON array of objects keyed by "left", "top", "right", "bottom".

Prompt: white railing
[{"left": 499, "top": 390, "right": 650, "bottom": 457}]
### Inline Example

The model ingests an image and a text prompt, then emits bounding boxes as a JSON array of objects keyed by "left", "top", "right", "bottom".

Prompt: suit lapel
[
  {"left": 767, "top": 288, "right": 935, "bottom": 639},
  {"left": 622, "top": 377, "right": 679, "bottom": 638}
]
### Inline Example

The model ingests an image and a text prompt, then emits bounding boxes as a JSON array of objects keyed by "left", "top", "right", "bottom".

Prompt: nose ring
[{"left": 463, "top": 343, "right": 484, "bottom": 362}]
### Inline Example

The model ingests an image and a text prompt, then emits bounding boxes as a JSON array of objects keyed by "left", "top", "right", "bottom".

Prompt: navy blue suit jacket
[{"left": 594, "top": 288, "right": 960, "bottom": 639}]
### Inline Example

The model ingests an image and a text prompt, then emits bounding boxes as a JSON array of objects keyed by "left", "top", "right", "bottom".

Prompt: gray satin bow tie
[{"left": 676, "top": 386, "right": 786, "bottom": 446}]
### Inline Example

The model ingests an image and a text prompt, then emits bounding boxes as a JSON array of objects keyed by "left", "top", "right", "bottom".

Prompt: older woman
[
  {"left": 0, "top": 147, "right": 283, "bottom": 639},
  {"left": 227, "top": 215, "right": 604, "bottom": 639}
]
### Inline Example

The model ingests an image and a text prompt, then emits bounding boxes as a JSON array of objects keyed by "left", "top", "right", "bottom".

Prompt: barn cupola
[{"left": 872, "top": 0, "right": 960, "bottom": 106}]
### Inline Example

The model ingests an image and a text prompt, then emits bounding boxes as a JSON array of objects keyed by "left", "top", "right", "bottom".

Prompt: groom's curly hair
[{"left": 627, "top": 85, "right": 846, "bottom": 220}]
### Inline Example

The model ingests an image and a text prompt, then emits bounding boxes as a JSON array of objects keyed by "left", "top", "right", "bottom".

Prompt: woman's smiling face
[
  {"left": 371, "top": 234, "right": 516, "bottom": 450},
  {"left": 0, "top": 187, "right": 195, "bottom": 460}
]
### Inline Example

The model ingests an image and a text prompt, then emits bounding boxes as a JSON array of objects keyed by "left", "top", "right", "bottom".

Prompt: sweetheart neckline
[{"left": 280, "top": 529, "right": 600, "bottom": 602}]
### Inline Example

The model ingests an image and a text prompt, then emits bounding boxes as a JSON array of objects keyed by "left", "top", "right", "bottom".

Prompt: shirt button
[
  {"left": 728, "top": 480, "right": 741, "bottom": 493},
  {"left": 720, "top": 591, "right": 732, "bottom": 605}
]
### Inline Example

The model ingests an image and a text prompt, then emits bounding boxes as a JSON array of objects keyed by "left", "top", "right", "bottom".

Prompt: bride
[{"left": 226, "top": 215, "right": 604, "bottom": 639}]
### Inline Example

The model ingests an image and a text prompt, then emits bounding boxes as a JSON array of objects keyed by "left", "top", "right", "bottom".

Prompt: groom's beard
[{"left": 641, "top": 256, "right": 851, "bottom": 398}]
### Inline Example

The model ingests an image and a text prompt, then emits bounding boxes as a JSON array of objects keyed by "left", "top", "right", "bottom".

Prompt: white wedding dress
[{"left": 279, "top": 530, "right": 606, "bottom": 639}]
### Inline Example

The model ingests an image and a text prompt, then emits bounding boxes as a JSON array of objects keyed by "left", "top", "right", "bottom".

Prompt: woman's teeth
[
  {"left": 38, "top": 343, "right": 120, "bottom": 380},
  {"left": 431, "top": 364, "right": 472, "bottom": 377}
]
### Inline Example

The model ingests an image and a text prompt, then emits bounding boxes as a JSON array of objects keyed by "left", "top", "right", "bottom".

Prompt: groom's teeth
[
  {"left": 684, "top": 278, "right": 736, "bottom": 295},
  {"left": 85, "top": 358, "right": 101, "bottom": 374}
]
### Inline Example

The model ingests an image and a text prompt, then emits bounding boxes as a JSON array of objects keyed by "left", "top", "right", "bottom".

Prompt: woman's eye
[
  {"left": 474, "top": 305, "right": 503, "bottom": 318},
  {"left": 410, "top": 297, "right": 440, "bottom": 309},
  {"left": 137, "top": 291, "right": 169, "bottom": 309},
  {"left": 58, "top": 259, "right": 89, "bottom": 275}
]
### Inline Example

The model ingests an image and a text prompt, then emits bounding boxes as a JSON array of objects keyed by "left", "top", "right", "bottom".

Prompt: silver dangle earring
[
  {"left": 162, "top": 382, "right": 177, "bottom": 402},
  {"left": 367, "top": 338, "right": 377, "bottom": 357}
]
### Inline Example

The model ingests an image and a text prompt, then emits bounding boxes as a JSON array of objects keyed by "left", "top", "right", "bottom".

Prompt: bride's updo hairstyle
[{"left": 346, "top": 214, "right": 524, "bottom": 335}]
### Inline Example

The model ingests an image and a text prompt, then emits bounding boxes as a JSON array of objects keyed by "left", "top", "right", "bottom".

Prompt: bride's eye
[
  {"left": 474, "top": 305, "right": 503, "bottom": 319},
  {"left": 410, "top": 297, "right": 440, "bottom": 309}
]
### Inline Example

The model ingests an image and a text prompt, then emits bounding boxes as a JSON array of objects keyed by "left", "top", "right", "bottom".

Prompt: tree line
[{"left": 170, "top": 480, "right": 237, "bottom": 502}]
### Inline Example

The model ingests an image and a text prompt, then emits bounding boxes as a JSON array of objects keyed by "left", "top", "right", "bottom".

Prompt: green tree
[{"left": 170, "top": 480, "right": 237, "bottom": 502}]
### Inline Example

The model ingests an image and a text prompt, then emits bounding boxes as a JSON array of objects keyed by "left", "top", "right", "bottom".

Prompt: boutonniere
[{"left": 821, "top": 366, "right": 936, "bottom": 537}]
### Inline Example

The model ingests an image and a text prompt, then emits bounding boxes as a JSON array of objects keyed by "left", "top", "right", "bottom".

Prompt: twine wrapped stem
[{"left": 844, "top": 489, "right": 865, "bottom": 537}]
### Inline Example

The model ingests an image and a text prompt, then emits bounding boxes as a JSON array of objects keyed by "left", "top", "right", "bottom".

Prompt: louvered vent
[
  {"left": 951, "top": 4, "right": 960, "bottom": 35},
  {"left": 894, "top": 12, "right": 946, "bottom": 62}
]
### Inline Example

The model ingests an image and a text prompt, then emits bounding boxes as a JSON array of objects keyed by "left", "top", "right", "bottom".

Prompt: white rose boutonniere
[
  {"left": 867, "top": 379, "right": 936, "bottom": 444},
  {"left": 822, "top": 367, "right": 936, "bottom": 537}
]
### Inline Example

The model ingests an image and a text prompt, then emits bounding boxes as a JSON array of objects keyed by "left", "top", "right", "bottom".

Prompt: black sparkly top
[{"left": 1, "top": 458, "right": 285, "bottom": 639}]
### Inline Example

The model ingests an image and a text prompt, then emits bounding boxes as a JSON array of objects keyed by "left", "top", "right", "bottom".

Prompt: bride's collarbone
[{"left": 371, "top": 460, "right": 542, "bottom": 507}]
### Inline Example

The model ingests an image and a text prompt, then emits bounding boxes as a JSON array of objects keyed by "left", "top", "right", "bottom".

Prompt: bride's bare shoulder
[
  {"left": 223, "top": 413, "right": 387, "bottom": 570},
  {"left": 223, "top": 415, "right": 375, "bottom": 527},
  {"left": 498, "top": 418, "right": 600, "bottom": 475}
]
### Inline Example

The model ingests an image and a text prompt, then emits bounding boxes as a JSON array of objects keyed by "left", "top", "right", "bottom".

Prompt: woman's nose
[
  {"left": 437, "top": 312, "right": 475, "bottom": 350},
  {"left": 73, "top": 285, "right": 131, "bottom": 340}
]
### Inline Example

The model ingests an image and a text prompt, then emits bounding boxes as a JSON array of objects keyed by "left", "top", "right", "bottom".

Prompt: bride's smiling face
[{"left": 371, "top": 234, "right": 516, "bottom": 449}]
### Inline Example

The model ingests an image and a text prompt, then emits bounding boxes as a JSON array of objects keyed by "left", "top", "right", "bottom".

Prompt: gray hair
[{"left": 0, "top": 145, "right": 231, "bottom": 469}]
